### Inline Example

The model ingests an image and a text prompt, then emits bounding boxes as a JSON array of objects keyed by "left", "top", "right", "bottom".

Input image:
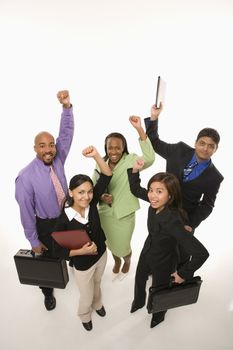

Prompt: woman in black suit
[{"left": 127, "top": 159, "right": 209, "bottom": 328}]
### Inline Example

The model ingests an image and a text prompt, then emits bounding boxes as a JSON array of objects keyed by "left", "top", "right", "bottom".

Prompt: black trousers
[
  {"left": 36, "top": 216, "right": 57, "bottom": 296},
  {"left": 133, "top": 250, "right": 174, "bottom": 312}
]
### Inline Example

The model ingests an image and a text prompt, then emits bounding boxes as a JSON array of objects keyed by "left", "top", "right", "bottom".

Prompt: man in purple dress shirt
[{"left": 15, "top": 90, "right": 74, "bottom": 311}]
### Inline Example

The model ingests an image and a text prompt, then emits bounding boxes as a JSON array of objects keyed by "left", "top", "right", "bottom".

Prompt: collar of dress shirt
[
  {"left": 192, "top": 153, "right": 211, "bottom": 167},
  {"left": 65, "top": 206, "right": 90, "bottom": 224}
]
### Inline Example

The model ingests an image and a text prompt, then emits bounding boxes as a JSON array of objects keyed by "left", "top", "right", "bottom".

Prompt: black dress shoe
[
  {"left": 44, "top": 295, "right": 56, "bottom": 311},
  {"left": 82, "top": 321, "right": 93, "bottom": 331},
  {"left": 150, "top": 311, "right": 167, "bottom": 328},
  {"left": 130, "top": 301, "right": 144, "bottom": 313},
  {"left": 96, "top": 306, "right": 106, "bottom": 317}
]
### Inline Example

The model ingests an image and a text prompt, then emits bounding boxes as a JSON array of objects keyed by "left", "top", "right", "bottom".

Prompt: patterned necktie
[
  {"left": 183, "top": 161, "right": 198, "bottom": 182},
  {"left": 50, "top": 166, "right": 66, "bottom": 207}
]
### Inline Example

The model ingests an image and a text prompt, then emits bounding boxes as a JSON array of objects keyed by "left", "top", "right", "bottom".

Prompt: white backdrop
[{"left": 0, "top": 1, "right": 232, "bottom": 349}]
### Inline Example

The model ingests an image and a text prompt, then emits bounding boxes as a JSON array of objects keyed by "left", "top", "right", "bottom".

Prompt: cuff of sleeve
[
  {"left": 177, "top": 270, "right": 192, "bottom": 281},
  {"left": 138, "top": 136, "right": 149, "bottom": 144},
  {"left": 30, "top": 238, "right": 41, "bottom": 248},
  {"left": 144, "top": 117, "right": 157, "bottom": 127},
  {"left": 62, "top": 104, "right": 73, "bottom": 113},
  {"left": 144, "top": 117, "right": 155, "bottom": 123}
]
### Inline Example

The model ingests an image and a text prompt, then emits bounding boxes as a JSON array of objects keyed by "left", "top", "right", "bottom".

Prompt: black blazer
[
  {"left": 127, "top": 169, "right": 209, "bottom": 280},
  {"left": 145, "top": 118, "right": 224, "bottom": 229}
]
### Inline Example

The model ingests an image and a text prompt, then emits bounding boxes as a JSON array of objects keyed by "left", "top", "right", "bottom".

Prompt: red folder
[{"left": 51, "top": 229, "right": 91, "bottom": 250}]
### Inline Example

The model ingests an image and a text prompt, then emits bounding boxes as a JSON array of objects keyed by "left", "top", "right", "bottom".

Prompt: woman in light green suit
[{"left": 93, "top": 116, "right": 155, "bottom": 279}]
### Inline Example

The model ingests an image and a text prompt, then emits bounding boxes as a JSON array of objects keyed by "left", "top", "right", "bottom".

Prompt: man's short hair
[{"left": 196, "top": 128, "right": 220, "bottom": 145}]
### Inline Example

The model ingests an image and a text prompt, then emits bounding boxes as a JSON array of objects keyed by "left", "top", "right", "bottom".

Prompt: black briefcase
[
  {"left": 147, "top": 276, "right": 202, "bottom": 313},
  {"left": 14, "top": 249, "right": 69, "bottom": 289}
]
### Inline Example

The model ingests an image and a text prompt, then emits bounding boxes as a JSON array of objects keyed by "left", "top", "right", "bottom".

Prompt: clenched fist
[
  {"left": 57, "top": 90, "right": 71, "bottom": 108},
  {"left": 82, "top": 145, "right": 98, "bottom": 158}
]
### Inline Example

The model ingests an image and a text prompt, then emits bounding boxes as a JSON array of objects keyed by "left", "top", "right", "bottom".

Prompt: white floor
[{"left": 2, "top": 204, "right": 233, "bottom": 350}]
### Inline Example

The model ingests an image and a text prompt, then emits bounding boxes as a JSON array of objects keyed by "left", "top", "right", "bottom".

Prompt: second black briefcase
[
  {"left": 147, "top": 276, "right": 202, "bottom": 313},
  {"left": 14, "top": 249, "right": 69, "bottom": 289}
]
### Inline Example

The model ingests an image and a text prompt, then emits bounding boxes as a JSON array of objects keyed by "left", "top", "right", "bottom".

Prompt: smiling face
[
  {"left": 194, "top": 136, "right": 217, "bottom": 162},
  {"left": 147, "top": 181, "right": 170, "bottom": 213},
  {"left": 106, "top": 137, "right": 124, "bottom": 165},
  {"left": 69, "top": 181, "right": 94, "bottom": 213},
  {"left": 34, "top": 132, "right": 56, "bottom": 165}
]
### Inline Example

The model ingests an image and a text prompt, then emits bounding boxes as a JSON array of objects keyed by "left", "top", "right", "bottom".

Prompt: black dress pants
[
  {"left": 133, "top": 250, "right": 173, "bottom": 311},
  {"left": 36, "top": 217, "right": 57, "bottom": 296}
]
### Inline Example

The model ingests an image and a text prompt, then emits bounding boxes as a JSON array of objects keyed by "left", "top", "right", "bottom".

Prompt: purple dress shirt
[{"left": 15, "top": 107, "right": 74, "bottom": 247}]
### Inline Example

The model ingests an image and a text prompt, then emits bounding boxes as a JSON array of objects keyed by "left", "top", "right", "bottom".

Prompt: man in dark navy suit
[{"left": 144, "top": 103, "right": 224, "bottom": 266}]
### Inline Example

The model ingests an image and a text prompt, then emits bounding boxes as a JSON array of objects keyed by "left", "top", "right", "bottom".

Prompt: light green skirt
[{"left": 100, "top": 212, "right": 135, "bottom": 257}]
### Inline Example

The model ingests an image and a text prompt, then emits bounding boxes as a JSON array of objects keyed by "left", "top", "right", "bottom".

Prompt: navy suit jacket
[{"left": 145, "top": 118, "right": 224, "bottom": 229}]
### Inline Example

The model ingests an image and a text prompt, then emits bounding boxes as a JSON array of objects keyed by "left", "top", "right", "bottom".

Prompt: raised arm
[
  {"left": 82, "top": 146, "right": 112, "bottom": 205},
  {"left": 144, "top": 104, "right": 180, "bottom": 159},
  {"left": 56, "top": 90, "right": 74, "bottom": 163},
  {"left": 82, "top": 146, "right": 112, "bottom": 176},
  {"left": 127, "top": 159, "right": 149, "bottom": 202},
  {"left": 129, "top": 115, "right": 155, "bottom": 169},
  {"left": 129, "top": 115, "right": 147, "bottom": 140}
]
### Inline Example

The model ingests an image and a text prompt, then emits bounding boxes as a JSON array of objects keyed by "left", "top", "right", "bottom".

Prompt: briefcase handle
[
  {"left": 30, "top": 250, "right": 37, "bottom": 258},
  {"left": 149, "top": 276, "right": 202, "bottom": 293}
]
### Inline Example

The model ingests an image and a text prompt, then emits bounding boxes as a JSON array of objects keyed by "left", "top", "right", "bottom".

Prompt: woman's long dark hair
[
  {"left": 147, "top": 172, "right": 188, "bottom": 222},
  {"left": 64, "top": 174, "right": 93, "bottom": 208},
  {"left": 103, "top": 132, "right": 129, "bottom": 161}
]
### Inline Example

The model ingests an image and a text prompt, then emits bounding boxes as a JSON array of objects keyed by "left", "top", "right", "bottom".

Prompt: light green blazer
[{"left": 93, "top": 137, "right": 155, "bottom": 219}]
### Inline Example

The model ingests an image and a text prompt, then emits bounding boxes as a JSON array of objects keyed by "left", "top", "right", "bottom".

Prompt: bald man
[{"left": 15, "top": 90, "right": 74, "bottom": 310}]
